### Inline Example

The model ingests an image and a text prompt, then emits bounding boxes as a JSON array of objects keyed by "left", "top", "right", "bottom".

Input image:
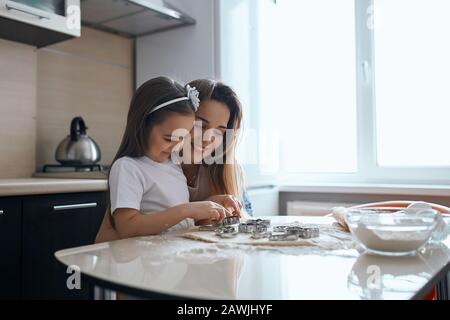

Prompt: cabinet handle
[
  {"left": 53, "top": 203, "right": 97, "bottom": 211},
  {"left": 0, "top": 210, "right": 4, "bottom": 215},
  {"left": 5, "top": 2, "right": 51, "bottom": 20}
]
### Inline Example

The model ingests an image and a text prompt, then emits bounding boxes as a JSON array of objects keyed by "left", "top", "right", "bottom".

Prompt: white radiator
[
  {"left": 287, "top": 201, "right": 359, "bottom": 216},
  {"left": 247, "top": 186, "right": 279, "bottom": 217}
]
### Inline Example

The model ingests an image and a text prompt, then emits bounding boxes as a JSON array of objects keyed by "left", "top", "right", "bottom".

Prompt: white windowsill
[{"left": 279, "top": 183, "right": 450, "bottom": 197}]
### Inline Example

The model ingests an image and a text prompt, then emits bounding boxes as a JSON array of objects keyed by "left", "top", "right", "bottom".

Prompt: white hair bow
[{"left": 186, "top": 85, "right": 200, "bottom": 111}]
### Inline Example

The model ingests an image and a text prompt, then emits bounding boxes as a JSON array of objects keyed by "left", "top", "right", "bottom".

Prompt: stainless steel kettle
[{"left": 55, "top": 117, "right": 101, "bottom": 165}]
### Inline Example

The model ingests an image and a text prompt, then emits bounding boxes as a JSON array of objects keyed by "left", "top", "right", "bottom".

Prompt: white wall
[{"left": 136, "top": 0, "right": 217, "bottom": 87}]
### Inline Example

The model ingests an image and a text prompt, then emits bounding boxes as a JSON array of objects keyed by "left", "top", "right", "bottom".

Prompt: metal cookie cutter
[
  {"left": 269, "top": 232, "right": 299, "bottom": 241},
  {"left": 212, "top": 216, "right": 240, "bottom": 227},
  {"left": 251, "top": 230, "right": 271, "bottom": 239},
  {"left": 247, "top": 219, "right": 271, "bottom": 227},
  {"left": 239, "top": 222, "right": 268, "bottom": 233},
  {"left": 239, "top": 223, "right": 256, "bottom": 233},
  {"left": 272, "top": 225, "right": 289, "bottom": 233},
  {"left": 250, "top": 223, "right": 270, "bottom": 239},
  {"left": 240, "top": 219, "right": 271, "bottom": 233},
  {"left": 286, "top": 226, "right": 320, "bottom": 239},
  {"left": 303, "top": 226, "right": 320, "bottom": 239},
  {"left": 215, "top": 226, "right": 238, "bottom": 238}
]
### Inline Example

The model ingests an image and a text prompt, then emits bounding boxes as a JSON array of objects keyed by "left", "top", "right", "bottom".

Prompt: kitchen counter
[
  {"left": 55, "top": 216, "right": 450, "bottom": 300},
  {"left": 0, "top": 178, "right": 108, "bottom": 197}
]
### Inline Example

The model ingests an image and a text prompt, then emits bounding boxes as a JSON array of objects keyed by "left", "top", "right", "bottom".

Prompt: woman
[{"left": 181, "top": 79, "right": 253, "bottom": 218}]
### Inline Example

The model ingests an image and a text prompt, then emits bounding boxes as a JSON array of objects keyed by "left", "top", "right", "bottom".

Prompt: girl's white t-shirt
[{"left": 109, "top": 156, "right": 194, "bottom": 233}]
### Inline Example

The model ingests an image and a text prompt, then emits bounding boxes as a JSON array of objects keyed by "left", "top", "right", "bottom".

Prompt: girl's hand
[
  {"left": 182, "top": 201, "right": 233, "bottom": 222},
  {"left": 206, "top": 194, "right": 242, "bottom": 217}
]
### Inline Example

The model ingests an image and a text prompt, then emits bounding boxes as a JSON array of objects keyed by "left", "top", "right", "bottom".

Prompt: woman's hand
[
  {"left": 182, "top": 201, "right": 234, "bottom": 223},
  {"left": 206, "top": 194, "right": 243, "bottom": 217}
]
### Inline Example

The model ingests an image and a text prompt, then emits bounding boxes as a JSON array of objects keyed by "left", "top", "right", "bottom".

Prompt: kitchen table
[{"left": 54, "top": 216, "right": 450, "bottom": 300}]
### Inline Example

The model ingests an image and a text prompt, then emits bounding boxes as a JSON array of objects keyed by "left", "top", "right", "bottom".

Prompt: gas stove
[
  {"left": 33, "top": 163, "right": 109, "bottom": 179},
  {"left": 42, "top": 163, "right": 104, "bottom": 172}
]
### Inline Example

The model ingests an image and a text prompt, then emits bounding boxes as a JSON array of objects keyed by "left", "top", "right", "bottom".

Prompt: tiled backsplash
[
  {"left": 0, "top": 27, "right": 133, "bottom": 177},
  {"left": 36, "top": 27, "right": 133, "bottom": 171},
  {"left": 0, "top": 39, "right": 37, "bottom": 178}
]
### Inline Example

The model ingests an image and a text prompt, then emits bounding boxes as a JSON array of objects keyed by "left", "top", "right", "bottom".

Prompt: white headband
[{"left": 148, "top": 85, "right": 200, "bottom": 115}]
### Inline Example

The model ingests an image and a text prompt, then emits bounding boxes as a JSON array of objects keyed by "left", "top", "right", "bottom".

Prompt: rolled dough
[{"left": 181, "top": 223, "right": 354, "bottom": 250}]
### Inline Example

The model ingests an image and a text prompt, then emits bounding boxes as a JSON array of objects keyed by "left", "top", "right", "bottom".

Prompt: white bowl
[{"left": 345, "top": 208, "right": 439, "bottom": 256}]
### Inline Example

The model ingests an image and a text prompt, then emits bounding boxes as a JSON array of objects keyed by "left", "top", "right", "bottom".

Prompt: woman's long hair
[
  {"left": 108, "top": 76, "right": 194, "bottom": 228},
  {"left": 187, "top": 79, "right": 244, "bottom": 200}
]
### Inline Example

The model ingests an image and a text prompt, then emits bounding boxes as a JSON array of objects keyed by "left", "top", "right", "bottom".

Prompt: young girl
[{"left": 95, "top": 77, "right": 233, "bottom": 242}]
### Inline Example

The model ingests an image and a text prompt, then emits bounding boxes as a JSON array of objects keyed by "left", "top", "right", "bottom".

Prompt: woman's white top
[{"left": 109, "top": 156, "right": 194, "bottom": 232}]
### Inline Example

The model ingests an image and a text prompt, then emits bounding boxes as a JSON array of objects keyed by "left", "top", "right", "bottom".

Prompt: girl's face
[
  {"left": 191, "top": 99, "right": 231, "bottom": 161},
  {"left": 147, "top": 113, "right": 195, "bottom": 162}
]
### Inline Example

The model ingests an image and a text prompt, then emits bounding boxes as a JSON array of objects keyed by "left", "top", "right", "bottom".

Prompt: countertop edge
[{"left": 0, "top": 178, "right": 108, "bottom": 197}]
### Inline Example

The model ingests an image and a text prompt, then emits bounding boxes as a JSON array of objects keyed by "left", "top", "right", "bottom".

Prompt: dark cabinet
[
  {"left": 20, "top": 192, "right": 106, "bottom": 300},
  {"left": 0, "top": 197, "right": 22, "bottom": 299}
]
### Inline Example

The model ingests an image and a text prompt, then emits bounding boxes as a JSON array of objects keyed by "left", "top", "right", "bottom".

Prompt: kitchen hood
[{"left": 80, "top": 0, "right": 196, "bottom": 37}]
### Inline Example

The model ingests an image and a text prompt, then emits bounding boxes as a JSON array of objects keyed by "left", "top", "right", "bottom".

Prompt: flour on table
[{"left": 181, "top": 223, "right": 355, "bottom": 250}]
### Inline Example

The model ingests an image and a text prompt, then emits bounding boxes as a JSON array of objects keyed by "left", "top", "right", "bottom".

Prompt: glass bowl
[
  {"left": 345, "top": 208, "right": 439, "bottom": 256},
  {"left": 347, "top": 252, "right": 432, "bottom": 299}
]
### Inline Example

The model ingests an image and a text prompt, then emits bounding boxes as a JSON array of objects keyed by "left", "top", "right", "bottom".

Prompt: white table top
[{"left": 55, "top": 216, "right": 450, "bottom": 300}]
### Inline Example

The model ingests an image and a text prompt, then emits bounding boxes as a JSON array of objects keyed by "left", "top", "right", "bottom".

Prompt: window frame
[
  {"left": 362, "top": 0, "right": 450, "bottom": 185},
  {"left": 218, "top": 0, "right": 450, "bottom": 186}
]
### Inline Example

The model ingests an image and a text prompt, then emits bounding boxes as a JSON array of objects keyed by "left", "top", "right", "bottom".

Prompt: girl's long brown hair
[
  {"left": 187, "top": 79, "right": 244, "bottom": 200},
  {"left": 108, "top": 76, "right": 194, "bottom": 228}
]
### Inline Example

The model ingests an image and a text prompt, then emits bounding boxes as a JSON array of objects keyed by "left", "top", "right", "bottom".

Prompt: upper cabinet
[
  {"left": 0, "top": 0, "right": 80, "bottom": 47},
  {"left": 0, "top": 0, "right": 196, "bottom": 47},
  {"left": 80, "top": 0, "right": 195, "bottom": 37}
]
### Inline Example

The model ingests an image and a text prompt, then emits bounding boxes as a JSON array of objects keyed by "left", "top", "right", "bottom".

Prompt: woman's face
[
  {"left": 147, "top": 113, "right": 195, "bottom": 162},
  {"left": 191, "top": 99, "right": 231, "bottom": 162}
]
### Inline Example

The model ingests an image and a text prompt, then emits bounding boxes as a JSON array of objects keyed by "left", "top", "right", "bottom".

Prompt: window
[
  {"left": 374, "top": 0, "right": 450, "bottom": 167},
  {"left": 219, "top": 0, "right": 450, "bottom": 185},
  {"left": 258, "top": 0, "right": 357, "bottom": 174}
]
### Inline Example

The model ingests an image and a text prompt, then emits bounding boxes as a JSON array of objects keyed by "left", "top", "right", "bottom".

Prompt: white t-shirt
[{"left": 109, "top": 156, "right": 194, "bottom": 233}]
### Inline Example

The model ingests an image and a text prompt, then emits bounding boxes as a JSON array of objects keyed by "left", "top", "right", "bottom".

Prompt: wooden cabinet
[
  {"left": 0, "top": 197, "right": 21, "bottom": 299},
  {"left": 0, "top": 191, "right": 106, "bottom": 300}
]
